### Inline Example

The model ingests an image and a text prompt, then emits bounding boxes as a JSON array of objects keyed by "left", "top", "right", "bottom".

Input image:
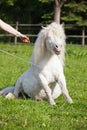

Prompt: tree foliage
[
  {"left": 62, "top": 0, "right": 87, "bottom": 26},
  {"left": 0, "top": 0, "right": 87, "bottom": 27}
]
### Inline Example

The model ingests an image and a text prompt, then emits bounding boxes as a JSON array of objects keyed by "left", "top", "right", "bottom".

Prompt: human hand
[{"left": 19, "top": 34, "right": 30, "bottom": 43}]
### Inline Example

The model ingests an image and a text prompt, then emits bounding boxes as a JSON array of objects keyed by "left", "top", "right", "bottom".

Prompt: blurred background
[{"left": 0, "top": 0, "right": 87, "bottom": 45}]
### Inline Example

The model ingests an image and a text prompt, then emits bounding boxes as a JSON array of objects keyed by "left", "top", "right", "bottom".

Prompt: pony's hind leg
[
  {"left": 13, "top": 80, "right": 22, "bottom": 98},
  {"left": 5, "top": 92, "right": 16, "bottom": 99},
  {"left": 51, "top": 83, "right": 62, "bottom": 99},
  {"left": 59, "top": 74, "right": 73, "bottom": 104},
  {"left": 0, "top": 86, "right": 14, "bottom": 97}
]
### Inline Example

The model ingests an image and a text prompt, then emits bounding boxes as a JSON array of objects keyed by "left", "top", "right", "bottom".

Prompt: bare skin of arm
[{"left": 0, "top": 19, "right": 30, "bottom": 43}]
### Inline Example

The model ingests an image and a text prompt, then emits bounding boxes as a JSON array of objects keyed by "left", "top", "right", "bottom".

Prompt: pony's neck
[{"left": 31, "top": 49, "right": 51, "bottom": 66}]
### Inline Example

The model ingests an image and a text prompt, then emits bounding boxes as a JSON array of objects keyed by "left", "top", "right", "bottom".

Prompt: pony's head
[
  {"left": 31, "top": 22, "right": 66, "bottom": 66},
  {"left": 44, "top": 22, "right": 66, "bottom": 55}
]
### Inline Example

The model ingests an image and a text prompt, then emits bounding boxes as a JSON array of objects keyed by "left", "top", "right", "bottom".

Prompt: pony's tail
[{"left": 0, "top": 86, "right": 15, "bottom": 97}]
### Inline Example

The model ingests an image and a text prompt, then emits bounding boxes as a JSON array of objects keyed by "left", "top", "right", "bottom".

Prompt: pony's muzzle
[{"left": 54, "top": 44, "right": 62, "bottom": 55}]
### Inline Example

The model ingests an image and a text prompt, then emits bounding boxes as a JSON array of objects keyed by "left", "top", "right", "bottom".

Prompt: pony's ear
[
  {"left": 41, "top": 26, "right": 47, "bottom": 29},
  {"left": 61, "top": 22, "right": 65, "bottom": 28}
]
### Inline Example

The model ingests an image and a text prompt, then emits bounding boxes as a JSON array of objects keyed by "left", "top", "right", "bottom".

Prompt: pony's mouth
[
  {"left": 55, "top": 51, "right": 61, "bottom": 55},
  {"left": 54, "top": 49, "right": 61, "bottom": 55}
]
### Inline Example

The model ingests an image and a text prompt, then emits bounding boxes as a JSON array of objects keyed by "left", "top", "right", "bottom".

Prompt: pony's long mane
[{"left": 30, "top": 22, "right": 66, "bottom": 66}]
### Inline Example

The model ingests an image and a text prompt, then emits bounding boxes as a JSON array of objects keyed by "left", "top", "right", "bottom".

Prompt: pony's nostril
[{"left": 56, "top": 45, "right": 58, "bottom": 48}]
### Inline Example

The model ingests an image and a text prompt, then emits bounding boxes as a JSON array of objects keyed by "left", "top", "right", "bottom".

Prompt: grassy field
[{"left": 0, "top": 43, "right": 87, "bottom": 130}]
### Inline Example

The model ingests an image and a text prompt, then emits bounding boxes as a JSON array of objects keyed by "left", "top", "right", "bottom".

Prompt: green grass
[{"left": 0, "top": 43, "right": 87, "bottom": 130}]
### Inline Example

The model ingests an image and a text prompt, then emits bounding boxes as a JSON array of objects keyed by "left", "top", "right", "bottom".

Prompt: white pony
[{"left": 0, "top": 22, "right": 73, "bottom": 105}]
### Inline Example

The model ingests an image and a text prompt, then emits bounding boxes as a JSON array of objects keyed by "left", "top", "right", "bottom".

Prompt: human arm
[{"left": 0, "top": 19, "right": 30, "bottom": 43}]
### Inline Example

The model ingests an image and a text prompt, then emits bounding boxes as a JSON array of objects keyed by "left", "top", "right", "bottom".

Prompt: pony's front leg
[
  {"left": 39, "top": 74, "right": 55, "bottom": 105},
  {"left": 59, "top": 74, "right": 73, "bottom": 104}
]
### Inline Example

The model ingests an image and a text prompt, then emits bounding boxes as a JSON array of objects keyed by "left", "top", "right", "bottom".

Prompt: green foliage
[
  {"left": 62, "top": 0, "right": 87, "bottom": 26},
  {"left": 0, "top": 0, "right": 87, "bottom": 26},
  {"left": 0, "top": 44, "right": 87, "bottom": 130},
  {"left": 0, "top": 0, "right": 14, "bottom": 5},
  {"left": 39, "top": 0, "right": 53, "bottom": 3}
]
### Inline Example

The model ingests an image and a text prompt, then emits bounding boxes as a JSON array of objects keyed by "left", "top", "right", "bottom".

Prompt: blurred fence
[{"left": 0, "top": 22, "right": 87, "bottom": 45}]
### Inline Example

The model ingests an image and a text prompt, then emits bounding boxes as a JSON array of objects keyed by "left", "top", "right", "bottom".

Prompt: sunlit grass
[{"left": 0, "top": 43, "right": 87, "bottom": 130}]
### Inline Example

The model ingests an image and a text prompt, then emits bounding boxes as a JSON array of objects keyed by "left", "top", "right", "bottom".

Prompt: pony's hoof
[
  {"left": 0, "top": 91, "right": 3, "bottom": 96},
  {"left": 5, "top": 92, "right": 16, "bottom": 99},
  {"left": 49, "top": 100, "right": 56, "bottom": 105},
  {"left": 68, "top": 98, "right": 73, "bottom": 104}
]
